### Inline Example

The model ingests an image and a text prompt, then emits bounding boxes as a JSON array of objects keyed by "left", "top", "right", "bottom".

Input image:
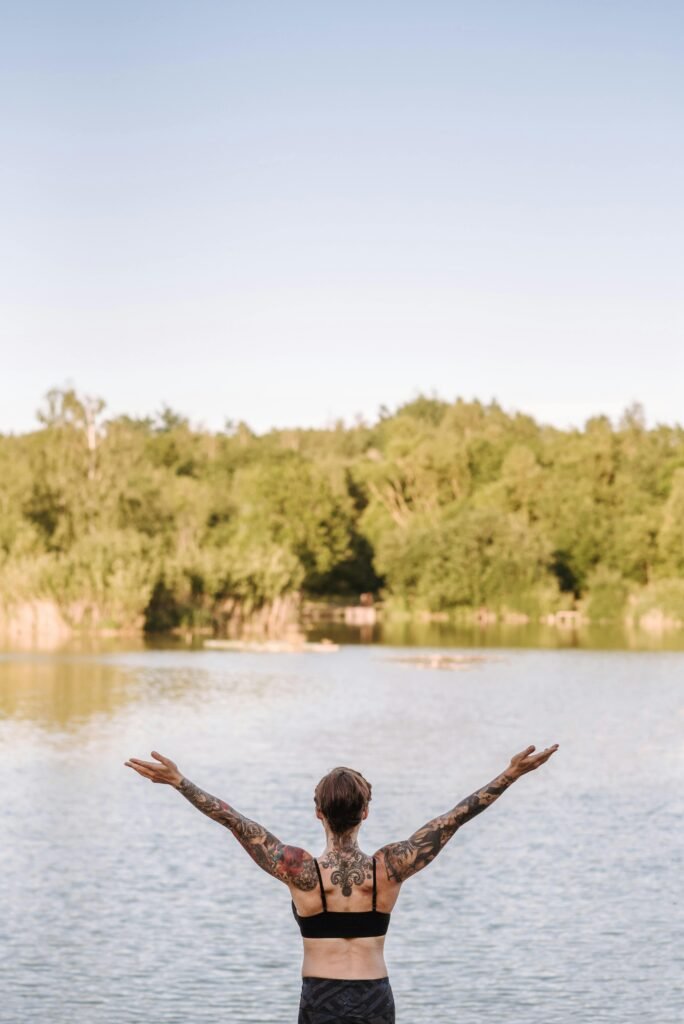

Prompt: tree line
[{"left": 1, "top": 388, "right": 683, "bottom": 632}]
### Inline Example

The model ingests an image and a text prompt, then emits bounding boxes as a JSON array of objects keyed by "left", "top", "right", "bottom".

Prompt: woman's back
[{"left": 291, "top": 847, "right": 401, "bottom": 980}]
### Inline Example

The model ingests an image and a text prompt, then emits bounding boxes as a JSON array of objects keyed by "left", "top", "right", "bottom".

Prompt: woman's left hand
[{"left": 507, "top": 743, "right": 559, "bottom": 779}]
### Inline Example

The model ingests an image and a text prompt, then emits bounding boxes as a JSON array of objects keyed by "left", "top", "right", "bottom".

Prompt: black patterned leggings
[{"left": 298, "top": 977, "right": 395, "bottom": 1024}]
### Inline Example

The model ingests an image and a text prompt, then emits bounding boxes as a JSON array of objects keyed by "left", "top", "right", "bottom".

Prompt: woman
[{"left": 125, "top": 742, "right": 558, "bottom": 1023}]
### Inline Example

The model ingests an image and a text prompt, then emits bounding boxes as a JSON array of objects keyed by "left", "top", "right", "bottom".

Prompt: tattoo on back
[{"left": 319, "top": 849, "right": 373, "bottom": 897}]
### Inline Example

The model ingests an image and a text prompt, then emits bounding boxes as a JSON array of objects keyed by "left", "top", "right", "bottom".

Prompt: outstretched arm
[
  {"left": 124, "top": 751, "right": 318, "bottom": 891},
  {"left": 377, "top": 743, "right": 559, "bottom": 883}
]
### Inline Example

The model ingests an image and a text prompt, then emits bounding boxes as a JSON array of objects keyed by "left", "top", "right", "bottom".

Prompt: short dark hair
[{"left": 314, "top": 766, "right": 372, "bottom": 835}]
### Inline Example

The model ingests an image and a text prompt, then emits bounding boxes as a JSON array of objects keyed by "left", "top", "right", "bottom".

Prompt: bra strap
[
  {"left": 313, "top": 859, "right": 327, "bottom": 912},
  {"left": 372, "top": 856, "right": 377, "bottom": 911}
]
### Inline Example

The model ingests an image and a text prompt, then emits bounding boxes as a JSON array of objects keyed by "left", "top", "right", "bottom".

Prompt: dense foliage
[{"left": 2, "top": 389, "right": 684, "bottom": 630}]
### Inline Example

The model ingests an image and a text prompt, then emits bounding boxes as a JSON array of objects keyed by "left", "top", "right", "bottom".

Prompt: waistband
[{"left": 302, "top": 976, "right": 390, "bottom": 986}]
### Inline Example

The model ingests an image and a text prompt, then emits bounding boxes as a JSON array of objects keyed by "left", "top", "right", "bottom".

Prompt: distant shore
[{"left": 2, "top": 593, "right": 682, "bottom": 651}]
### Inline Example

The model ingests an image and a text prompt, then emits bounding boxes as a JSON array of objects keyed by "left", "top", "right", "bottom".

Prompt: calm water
[{"left": 1, "top": 643, "right": 683, "bottom": 1023}]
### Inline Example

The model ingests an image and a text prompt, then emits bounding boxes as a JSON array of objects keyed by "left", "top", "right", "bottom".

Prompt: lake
[{"left": 1, "top": 641, "right": 682, "bottom": 1023}]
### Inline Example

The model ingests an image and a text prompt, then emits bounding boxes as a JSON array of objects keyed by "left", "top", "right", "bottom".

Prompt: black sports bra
[{"left": 292, "top": 856, "right": 391, "bottom": 939}]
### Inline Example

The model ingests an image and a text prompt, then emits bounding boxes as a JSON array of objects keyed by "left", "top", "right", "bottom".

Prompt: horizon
[{"left": 3, "top": 385, "right": 679, "bottom": 437}]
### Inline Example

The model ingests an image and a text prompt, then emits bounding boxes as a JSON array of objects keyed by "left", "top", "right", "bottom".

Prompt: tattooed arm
[
  {"left": 124, "top": 751, "right": 317, "bottom": 891},
  {"left": 377, "top": 743, "right": 559, "bottom": 883}
]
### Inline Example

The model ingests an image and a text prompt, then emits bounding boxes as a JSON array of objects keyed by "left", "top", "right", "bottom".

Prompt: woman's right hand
[
  {"left": 124, "top": 750, "right": 184, "bottom": 787},
  {"left": 507, "top": 743, "right": 559, "bottom": 779}
]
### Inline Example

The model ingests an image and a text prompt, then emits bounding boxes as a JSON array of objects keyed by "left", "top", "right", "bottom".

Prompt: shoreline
[{"left": 2, "top": 596, "right": 684, "bottom": 653}]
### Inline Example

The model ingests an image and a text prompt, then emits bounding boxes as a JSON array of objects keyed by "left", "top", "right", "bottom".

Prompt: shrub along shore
[{"left": 2, "top": 389, "right": 684, "bottom": 640}]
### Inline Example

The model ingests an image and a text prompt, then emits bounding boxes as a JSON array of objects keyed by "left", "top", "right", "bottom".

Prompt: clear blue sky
[{"left": 2, "top": 1, "right": 682, "bottom": 434}]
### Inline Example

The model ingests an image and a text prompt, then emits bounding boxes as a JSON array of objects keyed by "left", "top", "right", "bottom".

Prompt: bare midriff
[{"left": 301, "top": 935, "right": 388, "bottom": 980}]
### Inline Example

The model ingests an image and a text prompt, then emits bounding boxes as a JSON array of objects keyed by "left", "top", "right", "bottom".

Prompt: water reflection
[
  {"left": 0, "top": 655, "right": 138, "bottom": 729},
  {"left": 0, "top": 650, "right": 303, "bottom": 733},
  {"left": 309, "top": 619, "right": 684, "bottom": 650}
]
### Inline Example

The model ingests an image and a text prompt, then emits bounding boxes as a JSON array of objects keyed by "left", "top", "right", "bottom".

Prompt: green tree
[{"left": 657, "top": 469, "right": 684, "bottom": 576}]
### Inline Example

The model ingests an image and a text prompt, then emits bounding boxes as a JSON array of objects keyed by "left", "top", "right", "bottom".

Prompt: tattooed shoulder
[
  {"left": 378, "top": 841, "right": 416, "bottom": 883},
  {"left": 276, "top": 846, "right": 319, "bottom": 891}
]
